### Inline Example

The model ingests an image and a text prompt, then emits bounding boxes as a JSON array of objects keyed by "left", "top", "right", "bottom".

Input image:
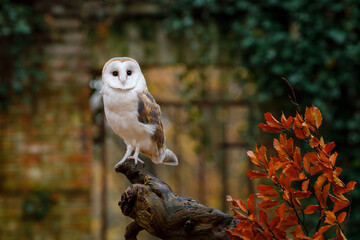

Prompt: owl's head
[{"left": 102, "top": 57, "right": 146, "bottom": 91}]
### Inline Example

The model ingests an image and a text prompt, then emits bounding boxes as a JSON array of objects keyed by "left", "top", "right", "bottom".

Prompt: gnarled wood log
[{"left": 116, "top": 159, "right": 238, "bottom": 240}]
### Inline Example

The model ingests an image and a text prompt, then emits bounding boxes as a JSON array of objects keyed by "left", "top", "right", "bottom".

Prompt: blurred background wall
[{"left": 1, "top": 0, "right": 359, "bottom": 239}]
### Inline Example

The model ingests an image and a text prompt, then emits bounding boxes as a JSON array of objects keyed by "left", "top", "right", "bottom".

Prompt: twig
[{"left": 282, "top": 77, "right": 301, "bottom": 113}]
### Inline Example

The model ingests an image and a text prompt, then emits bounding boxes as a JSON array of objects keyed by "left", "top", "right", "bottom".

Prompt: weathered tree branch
[{"left": 116, "top": 159, "right": 238, "bottom": 240}]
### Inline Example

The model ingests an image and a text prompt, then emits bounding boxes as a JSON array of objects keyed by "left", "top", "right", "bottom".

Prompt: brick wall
[
  {"left": 0, "top": 1, "right": 253, "bottom": 240},
  {"left": 0, "top": 0, "right": 93, "bottom": 239}
]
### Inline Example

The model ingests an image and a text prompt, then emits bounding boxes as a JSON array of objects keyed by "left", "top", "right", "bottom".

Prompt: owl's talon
[{"left": 127, "top": 156, "right": 144, "bottom": 165}]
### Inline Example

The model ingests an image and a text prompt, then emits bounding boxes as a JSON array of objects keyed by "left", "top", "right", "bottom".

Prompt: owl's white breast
[{"left": 102, "top": 84, "right": 155, "bottom": 151}]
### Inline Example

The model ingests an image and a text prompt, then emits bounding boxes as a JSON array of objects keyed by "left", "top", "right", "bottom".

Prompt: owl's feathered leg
[
  {"left": 115, "top": 145, "right": 133, "bottom": 169},
  {"left": 128, "top": 146, "right": 144, "bottom": 165}
]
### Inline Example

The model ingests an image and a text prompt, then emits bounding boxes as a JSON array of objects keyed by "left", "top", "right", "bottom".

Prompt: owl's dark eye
[
  {"left": 127, "top": 70, "right": 132, "bottom": 76},
  {"left": 112, "top": 71, "right": 118, "bottom": 76}
]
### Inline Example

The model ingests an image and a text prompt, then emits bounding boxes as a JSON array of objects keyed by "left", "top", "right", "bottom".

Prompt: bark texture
[{"left": 116, "top": 159, "right": 238, "bottom": 240}]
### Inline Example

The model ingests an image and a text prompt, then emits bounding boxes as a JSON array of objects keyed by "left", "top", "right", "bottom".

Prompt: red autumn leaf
[
  {"left": 304, "top": 204, "right": 320, "bottom": 214},
  {"left": 303, "top": 152, "right": 315, "bottom": 174},
  {"left": 329, "top": 194, "right": 350, "bottom": 213},
  {"left": 324, "top": 170, "right": 345, "bottom": 187},
  {"left": 337, "top": 212, "right": 347, "bottom": 224},
  {"left": 278, "top": 213, "right": 298, "bottom": 231},
  {"left": 315, "top": 175, "right": 327, "bottom": 208},
  {"left": 325, "top": 142, "right": 336, "bottom": 154},
  {"left": 272, "top": 228, "right": 287, "bottom": 240},
  {"left": 283, "top": 164, "right": 305, "bottom": 181},
  {"left": 275, "top": 203, "right": 286, "bottom": 220},
  {"left": 258, "top": 200, "right": 280, "bottom": 209},
  {"left": 274, "top": 138, "right": 287, "bottom": 158},
  {"left": 258, "top": 123, "right": 283, "bottom": 133},
  {"left": 293, "top": 128, "right": 307, "bottom": 140},
  {"left": 310, "top": 165, "right": 322, "bottom": 175},
  {"left": 264, "top": 112, "right": 283, "bottom": 128},
  {"left": 309, "top": 136, "right": 320, "bottom": 148},
  {"left": 227, "top": 195, "right": 248, "bottom": 213},
  {"left": 257, "top": 185, "right": 280, "bottom": 200},
  {"left": 254, "top": 145, "right": 268, "bottom": 168},
  {"left": 293, "top": 190, "right": 311, "bottom": 199},
  {"left": 247, "top": 150, "right": 263, "bottom": 168},
  {"left": 269, "top": 216, "right": 281, "bottom": 229},
  {"left": 258, "top": 230, "right": 273, "bottom": 240},
  {"left": 279, "top": 132, "right": 294, "bottom": 156},
  {"left": 258, "top": 209, "right": 269, "bottom": 227},
  {"left": 247, "top": 194, "right": 255, "bottom": 215},
  {"left": 294, "top": 113, "right": 311, "bottom": 139},
  {"left": 247, "top": 170, "right": 267, "bottom": 179},
  {"left": 270, "top": 156, "right": 289, "bottom": 171},
  {"left": 281, "top": 113, "right": 293, "bottom": 129},
  {"left": 346, "top": 181, "right": 356, "bottom": 192},
  {"left": 232, "top": 209, "right": 249, "bottom": 221},
  {"left": 293, "top": 147, "right": 302, "bottom": 170},
  {"left": 329, "top": 152, "right": 338, "bottom": 167},
  {"left": 322, "top": 183, "right": 331, "bottom": 204}
]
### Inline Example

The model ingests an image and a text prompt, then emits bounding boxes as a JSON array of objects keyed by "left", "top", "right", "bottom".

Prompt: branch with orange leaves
[{"left": 226, "top": 106, "right": 356, "bottom": 240}]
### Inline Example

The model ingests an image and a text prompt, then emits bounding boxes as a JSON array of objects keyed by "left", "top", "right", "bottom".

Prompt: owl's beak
[{"left": 119, "top": 73, "right": 127, "bottom": 85}]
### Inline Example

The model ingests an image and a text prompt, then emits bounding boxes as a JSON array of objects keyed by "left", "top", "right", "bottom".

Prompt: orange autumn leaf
[
  {"left": 309, "top": 136, "right": 320, "bottom": 148},
  {"left": 346, "top": 181, "right": 356, "bottom": 192},
  {"left": 337, "top": 212, "right": 347, "bottom": 224},
  {"left": 291, "top": 225, "right": 310, "bottom": 239},
  {"left": 304, "top": 204, "right": 320, "bottom": 214},
  {"left": 293, "top": 147, "right": 302, "bottom": 170},
  {"left": 257, "top": 185, "right": 280, "bottom": 200},
  {"left": 303, "top": 152, "right": 315, "bottom": 174},
  {"left": 329, "top": 194, "right": 350, "bottom": 213},
  {"left": 274, "top": 138, "right": 287, "bottom": 158},
  {"left": 313, "top": 225, "right": 333, "bottom": 239},
  {"left": 247, "top": 150, "right": 263, "bottom": 169},
  {"left": 247, "top": 170, "right": 267, "bottom": 179},
  {"left": 325, "top": 211, "right": 337, "bottom": 225},
  {"left": 264, "top": 112, "right": 282, "bottom": 130},
  {"left": 281, "top": 113, "right": 293, "bottom": 129},
  {"left": 302, "top": 179, "right": 310, "bottom": 191},
  {"left": 329, "top": 152, "right": 338, "bottom": 167},
  {"left": 294, "top": 113, "right": 311, "bottom": 139},
  {"left": 227, "top": 195, "right": 248, "bottom": 213},
  {"left": 305, "top": 106, "right": 322, "bottom": 132},
  {"left": 227, "top": 105, "right": 356, "bottom": 240},
  {"left": 279, "top": 133, "right": 294, "bottom": 156},
  {"left": 325, "top": 141, "right": 336, "bottom": 154},
  {"left": 335, "top": 227, "right": 347, "bottom": 240},
  {"left": 258, "top": 200, "right": 280, "bottom": 209}
]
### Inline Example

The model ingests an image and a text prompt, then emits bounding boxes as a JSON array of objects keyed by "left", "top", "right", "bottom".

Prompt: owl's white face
[{"left": 102, "top": 57, "right": 143, "bottom": 91}]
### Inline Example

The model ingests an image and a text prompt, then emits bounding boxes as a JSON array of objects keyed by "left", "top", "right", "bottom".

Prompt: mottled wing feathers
[{"left": 137, "top": 92, "right": 165, "bottom": 149}]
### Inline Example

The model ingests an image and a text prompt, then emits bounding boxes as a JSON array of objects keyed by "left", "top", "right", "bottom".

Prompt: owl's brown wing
[{"left": 137, "top": 91, "right": 165, "bottom": 150}]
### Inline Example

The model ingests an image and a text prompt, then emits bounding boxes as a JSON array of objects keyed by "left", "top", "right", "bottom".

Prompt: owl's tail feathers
[{"left": 161, "top": 149, "right": 178, "bottom": 166}]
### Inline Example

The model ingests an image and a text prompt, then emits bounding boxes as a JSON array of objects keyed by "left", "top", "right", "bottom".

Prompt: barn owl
[{"left": 101, "top": 57, "right": 178, "bottom": 168}]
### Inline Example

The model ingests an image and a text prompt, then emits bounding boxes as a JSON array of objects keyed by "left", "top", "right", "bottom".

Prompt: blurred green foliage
[
  {"left": 0, "top": 0, "right": 45, "bottom": 109},
  {"left": 155, "top": 0, "right": 360, "bottom": 236}
]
